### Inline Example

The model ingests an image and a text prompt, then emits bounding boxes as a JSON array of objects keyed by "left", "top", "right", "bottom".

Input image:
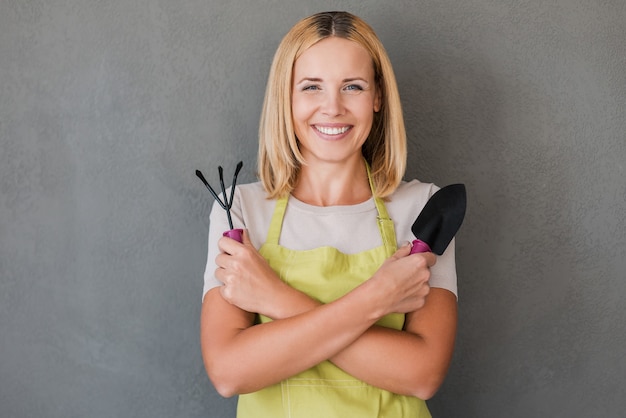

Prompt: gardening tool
[
  {"left": 195, "top": 161, "right": 244, "bottom": 242},
  {"left": 410, "top": 183, "right": 467, "bottom": 255}
]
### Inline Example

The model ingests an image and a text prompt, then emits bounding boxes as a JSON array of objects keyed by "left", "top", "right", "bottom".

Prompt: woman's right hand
[
  {"left": 368, "top": 243, "right": 437, "bottom": 316},
  {"left": 215, "top": 229, "right": 283, "bottom": 314},
  {"left": 215, "top": 230, "right": 318, "bottom": 319}
]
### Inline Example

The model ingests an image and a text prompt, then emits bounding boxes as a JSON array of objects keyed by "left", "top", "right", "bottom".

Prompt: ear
[{"left": 373, "top": 87, "right": 382, "bottom": 113}]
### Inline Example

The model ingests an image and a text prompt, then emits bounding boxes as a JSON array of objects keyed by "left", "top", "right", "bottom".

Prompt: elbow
[
  {"left": 201, "top": 342, "right": 248, "bottom": 397},
  {"left": 204, "top": 355, "right": 246, "bottom": 398},
  {"left": 212, "top": 380, "right": 239, "bottom": 399},
  {"left": 411, "top": 384, "right": 439, "bottom": 401},
  {"left": 407, "top": 371, "right": 447, "bottom": 401},
  {"left": 206, "top": 363, "right": 242, "bottom": 398}
]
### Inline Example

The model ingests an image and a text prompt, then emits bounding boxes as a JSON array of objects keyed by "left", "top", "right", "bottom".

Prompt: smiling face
[{"left": 291, "top": 36, "right": 381, "bottom": 167}]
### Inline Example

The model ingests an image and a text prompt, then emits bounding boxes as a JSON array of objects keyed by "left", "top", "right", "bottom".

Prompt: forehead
[{"left": 293, "top": 37, "right": 374, "bottom": 78}]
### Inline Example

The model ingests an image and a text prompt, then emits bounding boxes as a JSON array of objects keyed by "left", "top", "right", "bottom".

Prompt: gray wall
[{"left": 1, "top": 1, "right": 624, "bottom": 417}]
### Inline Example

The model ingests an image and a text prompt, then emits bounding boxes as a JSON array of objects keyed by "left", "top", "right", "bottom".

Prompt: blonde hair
[{"left": 258, "top": 11, "right": 407, "bottom": 198}]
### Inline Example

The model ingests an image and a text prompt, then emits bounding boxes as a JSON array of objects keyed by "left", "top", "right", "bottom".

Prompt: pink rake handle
[
  {"left": 223, "top": 228, "right": 244, "bottom": 243},
  {"left": 409, "top": 239, "right": 432, "bottom": 254}
]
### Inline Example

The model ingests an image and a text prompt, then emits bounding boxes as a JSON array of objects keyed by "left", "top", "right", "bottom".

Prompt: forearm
[
  {"left": 336, "top": 289, "right": 457, "bottom": 398},
  {"left": 269, "top": 287, "right": 457, "bottom": 399},
  {"left": 330, "top": 326, "right": 436, "bottom": 398},
  {"left": 201, "top": 280, "right": 387, "bottom": 397}
]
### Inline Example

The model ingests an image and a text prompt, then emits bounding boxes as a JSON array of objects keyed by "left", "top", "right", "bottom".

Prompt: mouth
[{"left": 313, "top": 125, "right": 351, "bottom": 136}]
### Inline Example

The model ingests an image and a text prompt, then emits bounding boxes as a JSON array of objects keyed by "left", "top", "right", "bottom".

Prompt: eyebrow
[{"left": 295, "top": 77, "right": 370, "bottom": 85}]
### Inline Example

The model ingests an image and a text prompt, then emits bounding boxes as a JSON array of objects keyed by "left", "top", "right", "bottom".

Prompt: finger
[
  {"left": 217, "top": 235, "right": 241, "bottom": 255},
  {"left": 215, "top": 253, "right": 228, "bottom": 268},
  {"left": 219, "top": 284, "right": 233, "bottom": 304},
  {"left": 241, "top": 229, "right": 252, "bottom": 246},
  {"left": 405, "top": 248, "right": 437, "bottom": 268},
  {"left": 215, "top": 265, "right": 236, "bottom": 286},
  {"left": 214, "top": 267, "right": 225, "bottom": 284},
  {"left": 392, "top": 241, "right": 413, "bottom": 258},
  {"left": 422, "top": 252, "right": 437, "bottom": 267}
]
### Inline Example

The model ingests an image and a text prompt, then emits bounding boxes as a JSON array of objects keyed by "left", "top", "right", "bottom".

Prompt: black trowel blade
[{"left": 411, "top": 184, "right": 467, "bottom": 255}]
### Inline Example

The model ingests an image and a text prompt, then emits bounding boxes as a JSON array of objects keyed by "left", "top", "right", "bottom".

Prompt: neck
[{"left": 292, "top": 158, "right": 371, "bottom": 206}]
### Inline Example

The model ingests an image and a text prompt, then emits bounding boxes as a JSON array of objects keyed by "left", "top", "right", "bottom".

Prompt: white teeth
[{"left": 315, "top": 125, "right": 349, "bottom": 135}]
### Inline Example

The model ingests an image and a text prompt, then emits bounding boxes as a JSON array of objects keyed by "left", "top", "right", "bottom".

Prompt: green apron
[{"left": 237, "top": 168, "right": 431, "bottom": 418}]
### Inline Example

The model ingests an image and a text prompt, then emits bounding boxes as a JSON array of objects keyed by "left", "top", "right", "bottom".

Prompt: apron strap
[
  {"left": 265, "top": 195, "right": 288, "bottom": 245},
  {"left": 365, "top": 161, "right": 398, "bottom": 257}
]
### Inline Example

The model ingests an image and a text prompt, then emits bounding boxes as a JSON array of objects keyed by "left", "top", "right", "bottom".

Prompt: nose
[{"left": 321, "top": 91, "right": 345, "bottom": 117}]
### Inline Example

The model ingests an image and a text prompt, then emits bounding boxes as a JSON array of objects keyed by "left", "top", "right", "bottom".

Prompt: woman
[{"left": 201, "top": 11, "right": 458, "bottom": 418}]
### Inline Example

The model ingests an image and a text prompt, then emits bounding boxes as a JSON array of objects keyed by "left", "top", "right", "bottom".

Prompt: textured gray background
[{"left": 1, "top": 1, "right": 624, "bottom": 417}]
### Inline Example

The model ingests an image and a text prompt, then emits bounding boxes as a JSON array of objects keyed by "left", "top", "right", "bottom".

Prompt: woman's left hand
[{"left": 214, "top": 230, "right": 317, "bottom": 318}]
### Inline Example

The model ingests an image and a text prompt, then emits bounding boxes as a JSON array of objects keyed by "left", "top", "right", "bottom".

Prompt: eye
[
  {"left": 302, "top": 84, "right": 320, "bottom": 91},
  {"left": 344, "top": 84, "right": 365, "bottom": 94}
]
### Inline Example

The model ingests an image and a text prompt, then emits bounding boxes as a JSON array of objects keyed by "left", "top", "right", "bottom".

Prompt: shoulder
[
  {"left": 393, "top": 179, "right": 439, "bottom": 198},
  {"left": 232, "top": 181, "right": 277, "bottom": 249},
  {"left": 236, "top": 181, "right": 274, "bottom": 213},
  {"left": 235, "top": 181, "right": 268, "bottom": 201},
  {"left": 210, "top": 181, "right": 271, "bottom": 220},
  {"left": 383, "top": 179, "right": 439, "bottom": 242},
  {"left": 386, "top": 180, "right": 439, "bottom": 217},
  {"left": 228, "top": 182, "right": 274, "bottom": 214}
]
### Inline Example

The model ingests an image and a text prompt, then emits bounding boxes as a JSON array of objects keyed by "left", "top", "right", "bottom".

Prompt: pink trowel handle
[
  {"left": 223, "top": 228, "right": 244, "bottom": 243},
  {"left": 410, "top": 239, "right": 432, "bottom": 254}
]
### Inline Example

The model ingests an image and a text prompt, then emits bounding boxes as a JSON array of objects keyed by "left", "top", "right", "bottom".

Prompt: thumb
[
  {"left": 393, "top": 241, "right": 413, "bottom": 258},
  {"left": 241, "top": 229, "right": 252, "bottom": 246}
]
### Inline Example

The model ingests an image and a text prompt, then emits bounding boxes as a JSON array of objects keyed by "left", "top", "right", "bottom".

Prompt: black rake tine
[
  {"left": 228, "top": 161, "right": 243, "bottom": 207},
  {"left": 218, "top": 166, "right": 234, "bottom": 230},
  {"left": 218, "top": 166, "right": 228, "bottom": 206},
  {"left": 195, "top": 170, "right": 227, "bottom": 210}
]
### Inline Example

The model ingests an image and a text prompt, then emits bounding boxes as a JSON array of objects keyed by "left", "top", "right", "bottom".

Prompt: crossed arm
[{"left": 200, "top": 231, "right": 457, "bottom": 399}]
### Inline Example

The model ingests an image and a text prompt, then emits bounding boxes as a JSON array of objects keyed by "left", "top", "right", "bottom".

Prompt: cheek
[
  {"left": 356, "top": 102, "right": 376, "bottom": 125},
  {"left": 291, "top": 97, "right": 306, "bottom": 121},
  {"left": 290, "top": 100, "right": 308, "bottom": 138}
]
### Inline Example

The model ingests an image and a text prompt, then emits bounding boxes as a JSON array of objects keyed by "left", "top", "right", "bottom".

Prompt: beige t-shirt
[{"left": 203, "top": 180, "right": 458, "bottom": 299}]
